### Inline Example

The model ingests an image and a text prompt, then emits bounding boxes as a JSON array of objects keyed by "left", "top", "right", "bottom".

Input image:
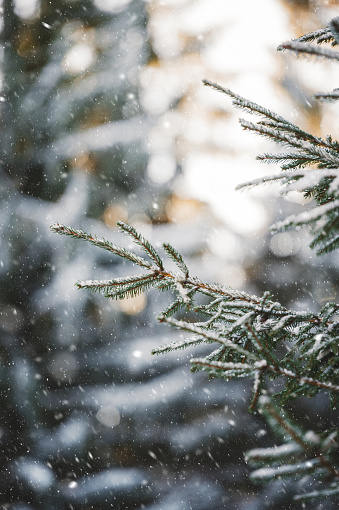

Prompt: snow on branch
[
  {"left": 51, "top": 221, "right": 339, "bottom": 407},
  {"left": 51, "top": 17, "right": 339, "bottom": 501},
  {"left": 290, "top": 18, "right": 339, "bottom": 46},
  {"left": 203, "top": 75, "right": 339, "bottom": 254},
  {"left": 278, "top": 41, "right": 339, "bottom": 61},
  {"left": 246, "top": 396, "right": 339, "bottom": 495},
  {"left": 271, "top": 200, "right": 339, "bottom": 231}
]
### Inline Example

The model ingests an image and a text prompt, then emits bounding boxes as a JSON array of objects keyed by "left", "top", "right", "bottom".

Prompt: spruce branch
[
  {"left": 239, "top": 118, "right": 339, "bottom": 166},
  {"left": 245, "top": 323, "right": 279, "bottom": 369},
  {"left": 117, "top": 221, "right": 164, "bottom": 270},
  {"left": 163, "top": 242, "right": 189, "bottom": 278},
  {"left": 276, "top": 18, "right": 339, "bottom": 50},
  {"left": 257, "top": 152, "right": 321, "bottom": 169},
  {"left": 157, "top": 316, "right": 259, "bottom": 361},
  {"left": 330, "top": 17, "right": 339, "bottom": 46},
  {"left": 246, "top": 396, "right": 339, "bottom": 487},
  {"left": 203, "top": 79, "right": 286, "bottom": 124},
  {"left": 151, "top": 336, "right": 205, "bottom": 355},
  {"left": 296, "top": 29, "right": 333, "bottom": 45},
  {"left": 271, "top": 200, "right": 339, "bottom": 232},
  {"left": 315, "top": 89, "right": 339, "bottom": 102},
  {"left": 203, "top": 74, "right": 339, "bottom": 253},
  {"left": 288, "top": 18, "right": 339, "bottom": 46},
  {"left": 270, "top": 367, "right": 339, "bottom": 393},
  {"left": 250, "top": 459, "right": 322, "bottom": 481},
  {"left": 50, "top": 18, "right": 339, "bottom": 501},
  {"left": 52, "top": 221, "right": 338, "bottom": 406},
  {"left": 250, "top": 368, "right": 265, "bottom": 411},
  {"left": 316, "top": 232, "right": 339, "bottom": 254},
  {"left": 76, "top": 273, "right": 160, "bottom": 299},
  {"left": 278, "top": 41, "right": 339, "bottom": 61},
  {"left": 50, "top": 223, "right": 153, "bottom": 269}
]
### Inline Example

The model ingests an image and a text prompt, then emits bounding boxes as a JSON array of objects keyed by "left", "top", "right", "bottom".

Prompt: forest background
[{"left": 0, "top": 0, "right": 338, "bottom": 509}]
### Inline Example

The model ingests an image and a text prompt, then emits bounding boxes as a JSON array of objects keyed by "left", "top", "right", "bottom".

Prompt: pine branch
[
  {"left": 279, "top": 17, "right": 339, "bottom": 48},
  {"left": 203, "top": 74, "right": 339, "bottom": 253},
  {"left": 158, "top": 316, "right": 259, "bottom": 361},
  {"left": 247, "top": 396, "right": 339, "bottom": 485},
  {"left": 315, "top": 89, "right": 339, "bottom": 102},
  {"left": 50, "top": 223, "right": 153, "bottom": 269},
  {"left": 51, "top": 18, "right": 339, "bottom": 501},
  {"left": 163, "top": 243, "right": 189, "bottom": 278},
  {"left": 278, "top": 41, "right": 339, "bottom": 61},
  {"left": 117, "top": 221, "right": 164, "bottom": 270},
  {"left": 52, "top": 221, "right": 339, "bottom": 406}
]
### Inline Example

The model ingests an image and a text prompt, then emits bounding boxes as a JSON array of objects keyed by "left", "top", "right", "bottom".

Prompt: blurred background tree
[{"left": 0, "top": 0, "right": 337, "bottom": 509}]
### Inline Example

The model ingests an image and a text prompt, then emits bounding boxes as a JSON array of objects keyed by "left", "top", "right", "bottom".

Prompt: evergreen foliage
[{"left": 53, "top": 17, "right": 339, "bottom": 503}]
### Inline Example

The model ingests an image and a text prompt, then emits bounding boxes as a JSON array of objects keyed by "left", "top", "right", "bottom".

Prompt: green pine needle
[{"left": 117, "top": 221, "right": 164, "bottom": 270}]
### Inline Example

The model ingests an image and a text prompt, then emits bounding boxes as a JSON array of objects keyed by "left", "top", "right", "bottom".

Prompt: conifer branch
[
  {"left": 163, "top": 243, "right": 189, "bottom": 278},
  {"left": 203, "top": 79, "right": 286, "bottom": 124},
  {"left": 315, "top": 89, "right": 339, "bottom": 102},
  {"left": 270, "top": 367, "right": 339, "bottom": 393},
  {"left": 255, "top": 397, "right": 339, "bottom": 481},
  {"left": 50, "top": 223, "right": 153, "bottom": 269},
  {"left": 239, "top": 119, "right": 339, "bottom": 166},
  {"left": 204, "top": 73, "right": 339, "bottom": 254},
  {"left": 271, "top": 200, "right": 339, "bottom": 232},
  {"left": 51, "top": 17, "right": 339, "bottom": 501},
  {"left": 52, "top": 221, "right": 338, "bottom": 397},
  {"left": 76, "top": 273, "right": 160, "bottom": 299},
  {"left": 151, "top": 336, "right": 205, "bottom": 355},
  {"left": 117, "top": 221, "right": 164, "bottom": 270},
  {"left": 158, "top": 316, "right": 259, "bottom": 361},
  {"left": 250, "top": 369, "right": 264, "bottom": 411},
  {"left": 278, "top": 41, "right": 339, "bottom": 61},
  {"left": 52, "top": 221, "right": 338, "bottom": 406},
  {"left": 251, "top": 459, "right": 322, "bottom": 481},
  {"left": 293, "top": 26, "right": 334, "bottom": 45}
]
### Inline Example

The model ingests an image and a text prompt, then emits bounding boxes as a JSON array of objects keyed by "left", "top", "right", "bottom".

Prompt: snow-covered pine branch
[
  {"left": 52, "top": 220, "right": 339, "bottom": 407},
  {"left": 279, "top": 41, "right": 339, "bottom": 61},
  {"left": 246, "top": 397, "right": 339, "bottom": 499},
  {"left": 204, "top": 68, "right": 339, "bottom": 254},
  {"left": 51, "top": 14, "right": 339, "bottom": 504},
  {"left": 290, "top": 17, "right": 339, "bottom": 46}
]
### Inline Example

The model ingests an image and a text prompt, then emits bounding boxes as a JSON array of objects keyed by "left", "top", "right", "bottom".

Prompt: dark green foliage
[
  {"left": 50, "top": 223, "right": 153, "bottom": 269},
  {"left": 246, "top": 396, "right": 338, "bottom": 501},
  {"left": 53, "top": 16, "right": 339, "bottom": 503},
  {"left": 52, "top": 215, "right": 339, "bottom": 501},
  {"left": 52, "top": 222, "right": 339, "bottom": 408}
]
